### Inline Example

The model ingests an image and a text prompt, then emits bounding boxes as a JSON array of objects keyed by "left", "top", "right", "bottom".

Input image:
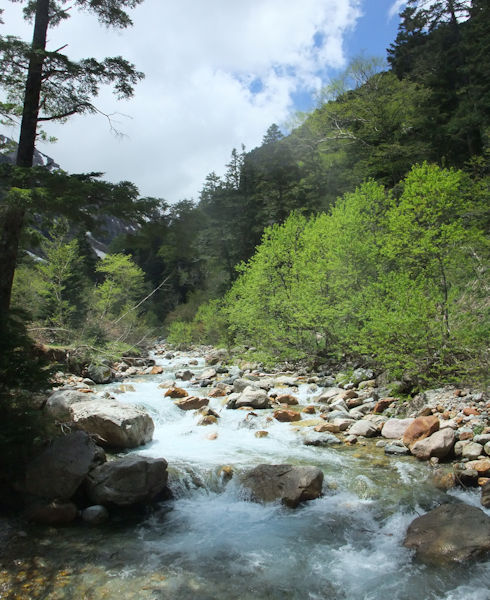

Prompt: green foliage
[
  {"left": 94, "top": 252, "right": 146, "bottom": 318},
  {"left": 188, "top": 164, "right": 489, "bottom": 382}
]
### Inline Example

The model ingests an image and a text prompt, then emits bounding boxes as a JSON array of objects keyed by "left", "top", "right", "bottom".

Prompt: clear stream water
[{"left": 1, "top": 351, "right": 489, "bottom": 600}]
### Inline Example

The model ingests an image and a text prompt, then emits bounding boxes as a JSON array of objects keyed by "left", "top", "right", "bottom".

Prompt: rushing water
[{"left": 1, "top": 350, "right": 489, "bottom": 600}]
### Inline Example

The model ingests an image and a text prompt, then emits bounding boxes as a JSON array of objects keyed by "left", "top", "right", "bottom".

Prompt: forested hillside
[{"left": 3, "top": 0, "right": 489, "bottom": 386}]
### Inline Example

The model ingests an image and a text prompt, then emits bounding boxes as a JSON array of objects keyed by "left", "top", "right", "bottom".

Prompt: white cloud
[
  {"left": 389, "top": 0, "right": 406, "bottom": 20},
  {"left": 1, "top": 0, "right": 362, "bottom": 202}
]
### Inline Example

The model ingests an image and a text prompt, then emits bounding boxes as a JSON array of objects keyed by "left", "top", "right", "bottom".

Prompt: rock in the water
[
  {"left": 71, "top": 399, "right": 154, "bottom": 449},
  {"left": 164, "top": 387, "right": 188, "bottom": 399},
  {"left": 384, "top": 443, "right": 409, "bottom": 455},
  {"left": 349, "top": 420, "right": 378, "bottom": 437},
  {"left": 233, "top": 387, "right": 270, "bottom": 410},
  {"left": 432, "top": 469, "right": 456, "bottom": 491},
  {"left": 255, "top": 430, "right": 269, "bottom": 438},
  {"left": 198, "top": 415, "right": 218, "bottom": 426},
  {"left": 174, "top": 396, "right": 209, "bottom": 411},
  {"left": 241, "top": 464, "right": 323, "bottom": 508},
  {"left": 175, "top": 369, "right": 194, "bottom": 381},
  {"left": 381, "top": 418, "right": 414, "bottom": 439},
  {"left": 25, "top": 500, "right": 78, "bottom": 525},
  {"left": 275, "top": 393, "right": 299, "bottom": 405},
  {"left": 274, "top": 409, "right": 301, "bottom": 423},
  {"left": 23, "top": 431, "right": 105, "bottom": 500},
  {"left": 404, "top": 503, "right": 490, "bottom": 564},
  {"left": 402, "top": 416, "right": 439, "bottom": 449},
  {"left": 410, "top": 428, "right": 455, "bottom": 460},
  {"left": 81, "top": 505, "right": 109, "bottom": 525},
  {"left": 481, "top": 481, "right": 490, "bottom": 508},
  {"left": 303, "top": 432, "right": 341, "bottom": 446},
  {"left": 464, "top": 459, "right": 490, "bottom": 477},
  {"left": 87, "top": 363, "right": 113, "bottom": 384},
  {"left": 86, "top": 455, "right": 168, "bottom": 506}
]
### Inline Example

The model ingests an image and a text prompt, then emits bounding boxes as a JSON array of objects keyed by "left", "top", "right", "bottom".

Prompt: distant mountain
[{"left": 0, "top": 135, "right": 137, "bottom": 259}]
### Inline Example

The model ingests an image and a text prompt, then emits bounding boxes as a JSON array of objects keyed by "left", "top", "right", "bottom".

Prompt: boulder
[
  {"left": 205, "top": 348, "right": 228, "bottom": 365},
  {"left": 402, "top": 416, "right": 439, "bottom": 449},
  {"left": 198, "top": 415, "right": 218, "bottom": 426},
  {"left": 233, "top": 378, "right": 257, "bottom": 393},
  {"left": 23, "top": 431, "right": 105, "bottom": 500},
  {"left": 384, "top": 443, "right": 409, "bottom": 455},
  {"left": 481, "top": 481, "right": 490, "bottom": 508},
  {"left": 410, "top": 428, "right": 455, "bottom": 461},
  {"left": 87, "top": 363, "right": 113, "bottom": 384},
  {"left": 81, "top": 505, "right": 109, "bottom": 525},
  {"left": 71, "top": 399, "right": 154, "bottom": 448},
  {"left": 461, "top": 441, "right": 484, "bottom": 460},
  {"left": 175, "top": 369, "right": 193, "bottom": 381},
  {"left": 349, "top": 420, "right": 378, "bottom": 437},
  {"left": 465, "top": 459, "right": 490, "bottom": 477},
  {"left": 241, "top": 464, "right": 323, "bottom": 508},
  {"left": 373, "top": 398, "right": 395, "bottom": 414},
  {"left": 85, "top": 455, "right": 168, "bottom": 506},
  {"left": 44, "top": 390, "right": 93, "bottom": 421},
  {"left": 233, "top": 387, "right": 270, "bottom": 410},
  {"left": 303, "top": 432, "right": 341, "bottom": 447},
  {"left": 314, "top": 387, "right": 345, "bottom": 404},
  {"left": 404, "top": 503, "right": 490, "bottom": 564},
  {"left": 174, "top": 396, "right": 209, "bottom": 411},
  {"left": 200, "top": 368, "right": 217, "bottom": 380},
  {"left": 164, "top": 387, "right": 188, "bottom": 399},
  {"left": 273, "top": 409, "right": 301, "bottom": 423},
  {"left": 275, "top": 394, "right": 299, "bottom": 406}
]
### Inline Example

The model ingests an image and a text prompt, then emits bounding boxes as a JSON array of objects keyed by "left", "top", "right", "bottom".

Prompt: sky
[{"left": 1, "top": 0, "right": 406, "bottom": 203}]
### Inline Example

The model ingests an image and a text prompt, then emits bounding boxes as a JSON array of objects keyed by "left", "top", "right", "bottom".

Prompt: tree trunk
[{"left": 0, "top": 0, "right": 50, "bottom": 313}]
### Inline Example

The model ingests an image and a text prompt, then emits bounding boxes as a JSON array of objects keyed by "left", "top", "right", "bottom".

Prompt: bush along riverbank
[{"left": 2, "top": 341, "right": 489, "bottom": 577}]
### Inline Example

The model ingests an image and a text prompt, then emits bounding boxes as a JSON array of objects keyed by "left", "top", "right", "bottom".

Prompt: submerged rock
[
  {"left": 404, "top": 503, "right": 490, "bottom": 564},
  {"left": 85, "top": 455, "right": 168, "bottom": 506},
  {"left": 81, "top": 505, "right": 109, "bottom": 525},
  {"left": 241, "top": 464, "right": 323, "bottom": 508}
]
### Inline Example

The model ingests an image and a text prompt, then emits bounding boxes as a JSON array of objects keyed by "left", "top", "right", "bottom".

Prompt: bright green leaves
[{"left": 212, "top": 164, "right": 488, "bottom": 382}]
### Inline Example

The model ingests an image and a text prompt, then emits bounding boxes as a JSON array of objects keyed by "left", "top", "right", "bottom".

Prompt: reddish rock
[
  {"left": 255, "top": 430, "right": 269, "bottom": 438},
  {"left": 432, "top": 469, "right": 456, "bottom": 491},
  {"left": 411, "top": 428, "right": 455, "bottom": 460},
  {"left": 442, "top": 411, "right": 451, "bottom": 420},
  {"left": 208, "top": 388, "right": 227, "bottom": 398},
  {"left": 165, "top": 387, "right": 188, "bottom": 399},
  {"left": 463, "top": 407, "right": 480, "bottom": 416},
  {"left": 459, "top": 431, "right": 474, "bottom": 441},
  {"left": 151, "top": 366, "right": 164, "bottom": 375},
  {"left": 275, "top": 394, "right": 299, "bottom": 405},
  {"left": 273, "top": 409, "right": 301, "bottom": 423},
  {"left": 341, "top": 390, "right": 359, "bottom": 400},
  {"left": 198, "top": 415, "right": 218, "bottom": 425},
  {"left": 302, "top": 405, "right": 316, "bottom": 414},
  {"left": 207, "top": 432, "right": 218, "bottom": 440},
  {"left": 465, "top": 459, "right": 490, "bottom": 477},
  {"left": 373, "top": 398, "right": 394, "bottom": 414},
  {"left": 403, "top": 416, "right": 440, "bottom": 449},
  {"left": 314, "top": 423, "right": 341, "bottom": 434},
  {"left": 174, "top": 396, "right": 208, "bottom": 411}
]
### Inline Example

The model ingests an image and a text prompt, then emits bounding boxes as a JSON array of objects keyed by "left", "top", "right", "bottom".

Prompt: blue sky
[{"left": 1, "top": 0, "right": 407, "bottom": 202}]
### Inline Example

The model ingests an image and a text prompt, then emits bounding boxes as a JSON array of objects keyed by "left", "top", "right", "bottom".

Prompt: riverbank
[{"left": 0, "top": 342, "right": 489, "bottom": 599}]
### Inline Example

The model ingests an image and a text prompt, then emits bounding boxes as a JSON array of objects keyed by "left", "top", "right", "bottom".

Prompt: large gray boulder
[
  {"left": 44, "top": 390, "right": 92, "bottom": 421},
  {"left": 87, "top": 363, "right": 113, "bottom": 384},
  {"left": 349, "top": 420, "right": 378, "bottom": 437},
  {"left": 71, "top": 399, "right": 154, "bottom": 448},
  {"left": 23, "top": 431, "right": 105, "bottom": 500},
  {"left": 230, "top": 386, "right": 270, "bottom": 410},
  {"left": 241, "top": 464, "right": 323, "bottom": 508},
  {"left": 404, "top": 503, "right": 490, "bottom": 564},
  {"left": 85, "top": 455, "right": 168, "bottom": 506}
]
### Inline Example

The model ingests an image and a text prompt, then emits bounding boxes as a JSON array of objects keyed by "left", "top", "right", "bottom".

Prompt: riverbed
[{"left": 1, "top": 350, "right": 489, "bottom": 599}]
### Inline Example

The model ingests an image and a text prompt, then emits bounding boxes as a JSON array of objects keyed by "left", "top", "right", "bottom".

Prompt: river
[{"left": 1, "top": 349, "right": 489, "bottom": 599}]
